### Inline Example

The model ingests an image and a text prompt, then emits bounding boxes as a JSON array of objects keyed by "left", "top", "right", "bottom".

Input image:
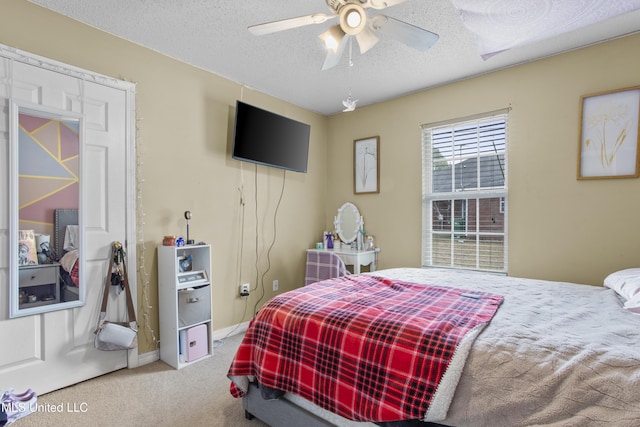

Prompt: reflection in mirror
[
  {"left": 334, "top": 202, "right": 362, "bottom": 244},
  {"left": 9, "top": 101, "right": 85, "bottom": 318}
]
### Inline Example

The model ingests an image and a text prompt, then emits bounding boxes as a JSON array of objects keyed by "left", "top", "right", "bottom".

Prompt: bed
[
  {"left": 54, "top": 208, "right": 80, "bottom": 302},
  {"left": 228, "top": 267, "right": 640, "bottom": 427}
]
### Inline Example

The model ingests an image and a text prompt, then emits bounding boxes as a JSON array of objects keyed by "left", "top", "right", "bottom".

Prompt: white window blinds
[{"left": 422, "top": 111, "right": 508, "bottom": 272}]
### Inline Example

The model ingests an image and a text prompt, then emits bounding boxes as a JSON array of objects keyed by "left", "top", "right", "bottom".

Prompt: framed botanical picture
[
  {"left": 354, "top": 136, "right": 380, "bottom": 194},
  {"left": 578, "top": 85, "right": 640, "bottom": 180}
]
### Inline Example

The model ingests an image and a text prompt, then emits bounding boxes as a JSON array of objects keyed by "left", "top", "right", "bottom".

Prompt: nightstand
[{"left": 18, "top": 263, "right": 61, "bottom": 308}]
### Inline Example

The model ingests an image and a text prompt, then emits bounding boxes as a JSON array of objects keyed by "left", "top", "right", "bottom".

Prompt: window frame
[{"left": 421, "top": 110, "right": 509, "bottom": 273}]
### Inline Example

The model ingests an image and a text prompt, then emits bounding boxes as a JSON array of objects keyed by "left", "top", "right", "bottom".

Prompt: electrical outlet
[
  {"left": 273, "top": 279, "right": 279, "bottom": 292},
  {"left": 240, "top": 283, "right": 250, "bottom": 297}
]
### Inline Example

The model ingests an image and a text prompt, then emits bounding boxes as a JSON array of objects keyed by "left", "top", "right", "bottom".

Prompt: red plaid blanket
[
  {"left": 228, "top": 274, "right": 503, "bottom": 422},
  {"left": 69, "top": 262, "right": 79, "bottom": 286}
]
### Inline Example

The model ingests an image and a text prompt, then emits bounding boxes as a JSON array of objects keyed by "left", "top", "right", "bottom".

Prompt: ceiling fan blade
[
  {"left": 369, "top": 15, "right": 439, "bottom": 51},
  {"left": 322, "top": 34, "right": 350, "bottom": 70},
  {"left": 366, "top": 0, "right": 409, "bottom": 10},
  {"left": 356, "top": 27, "right": 379, "bottom": 54},
  {"left": 248, "top": 13, "right": 336, "bottom": 36}
]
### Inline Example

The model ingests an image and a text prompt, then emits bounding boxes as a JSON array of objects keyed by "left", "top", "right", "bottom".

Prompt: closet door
[{"left": 0, "top": 56, "right": 136, "bottom": 394}]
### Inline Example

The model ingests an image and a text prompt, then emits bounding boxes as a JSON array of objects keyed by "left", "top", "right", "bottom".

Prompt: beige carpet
[{"left": 12, "top": 333, "right": 268, "bottom": 427}]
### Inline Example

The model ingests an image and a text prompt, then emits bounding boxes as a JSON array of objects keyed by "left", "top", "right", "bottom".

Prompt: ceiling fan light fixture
[
  {"left": 339, "top": 4, "right": 366, "bottom": 35},
  {"left": 319, "top": 25, "right": 345, "bottom": 52},
  {"left": 346, "top": 10, "right": 362, "bottom": 28}
]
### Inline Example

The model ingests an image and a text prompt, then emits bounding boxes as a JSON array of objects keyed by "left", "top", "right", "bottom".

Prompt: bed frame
[
  {"left": 243, "top": 382, "right": 337, "bottom": 427},
  {"left": 243, "top": 382, "right": 447, "bottom": 427}
]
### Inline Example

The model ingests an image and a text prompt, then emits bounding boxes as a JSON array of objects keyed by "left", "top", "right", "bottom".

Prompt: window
[{"left": 422, "top": 111, "right": 508, "bottom": 272}]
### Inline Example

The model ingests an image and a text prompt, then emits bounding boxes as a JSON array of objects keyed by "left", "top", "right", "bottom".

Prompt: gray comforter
[{"left": 374, "top": 268, "right": 640, "bottom": 427}]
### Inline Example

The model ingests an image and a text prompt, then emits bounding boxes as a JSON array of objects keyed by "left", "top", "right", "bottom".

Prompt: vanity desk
[{"left": 307, "top": 246, "right": 380, "bottom": 274}]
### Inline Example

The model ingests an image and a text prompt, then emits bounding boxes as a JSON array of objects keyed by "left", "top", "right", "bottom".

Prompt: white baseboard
[
  {"left": 212, "top": 321, "right": 250, "bottom": 341},
  {"left": 137, "top": 349, "right": 160, "bottom": 366},
  {"left": 137, "top": 321, "right": 250, "bottom": 366}
]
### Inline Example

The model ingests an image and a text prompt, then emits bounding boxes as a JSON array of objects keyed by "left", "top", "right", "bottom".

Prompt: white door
[{"left": 0, "top": 51, "right": 136, "bottom": 394}]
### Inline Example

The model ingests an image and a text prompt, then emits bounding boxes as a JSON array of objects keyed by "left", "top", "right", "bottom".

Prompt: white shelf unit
[{"left": 158, "top": 244, "right": 213, "bottom": 369}]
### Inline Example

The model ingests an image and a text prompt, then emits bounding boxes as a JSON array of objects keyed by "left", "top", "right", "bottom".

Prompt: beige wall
[
  {"left": 1, "top": 1, "right": 328, "bottom": 354},
  {"left": 3, "top": 1, "right": 640, "bottom": 357},
  {"left": 327, "top": 32, "right": 640, "bottom": 286}
]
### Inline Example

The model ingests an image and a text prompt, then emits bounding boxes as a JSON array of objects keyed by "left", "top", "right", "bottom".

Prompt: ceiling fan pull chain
[{"left": 342, "top": 37, "right": 359, "bottom": 112}]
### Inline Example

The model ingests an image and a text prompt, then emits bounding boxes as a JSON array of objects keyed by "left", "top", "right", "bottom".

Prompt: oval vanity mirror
[
  {"left": 334, "top": 202, "right": 361, "bottom": 244},
  {"left": 9, "top": 100, "right": 85, "bottom": 318}
]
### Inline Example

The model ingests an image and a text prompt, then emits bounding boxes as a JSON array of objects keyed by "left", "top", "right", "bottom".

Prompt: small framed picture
[
  {"left": 354, "top": 136, "right": 380, "bottom": 194},
  {"left": 178, "top": 255, "right": 193, "bottom": 272},
  {"left": 18, "top": 230, "right": 38, "bottom": 266},
  {"left": 578, "top": 86, "right": 640, "bottom": 180}
]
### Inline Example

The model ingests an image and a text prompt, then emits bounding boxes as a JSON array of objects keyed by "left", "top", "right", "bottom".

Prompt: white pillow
[
  {"left": 604, "top": 268, "right": 640, "bottom": 301},
  {"left": 623, "top": 293, "right": 640, "bottom": 314},
  {"left": 64, "top": 225, "right": 79, "bottom": 251}
]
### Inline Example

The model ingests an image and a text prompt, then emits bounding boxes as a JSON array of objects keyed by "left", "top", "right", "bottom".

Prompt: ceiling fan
[{"left": 248, "top": 0, "right": 440, "bottom": 70}]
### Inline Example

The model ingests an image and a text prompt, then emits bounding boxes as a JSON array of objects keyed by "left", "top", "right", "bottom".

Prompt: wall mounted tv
[{"left": 232, "top": 101, "right": 310, "bottom": 173}]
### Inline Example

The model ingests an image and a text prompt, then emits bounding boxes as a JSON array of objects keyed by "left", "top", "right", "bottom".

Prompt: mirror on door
[{"left": 9, "top": 101, "right": 85, "bottom": 317}]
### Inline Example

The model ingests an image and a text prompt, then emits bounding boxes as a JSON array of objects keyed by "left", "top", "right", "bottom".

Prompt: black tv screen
[{"left": 232, "top": 101, "right": 310, "bottom": 173}]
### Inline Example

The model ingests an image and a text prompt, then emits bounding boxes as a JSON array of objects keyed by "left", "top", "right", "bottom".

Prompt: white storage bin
[{"left": 178, "top": 285, "right": 211, "bottom": 327}]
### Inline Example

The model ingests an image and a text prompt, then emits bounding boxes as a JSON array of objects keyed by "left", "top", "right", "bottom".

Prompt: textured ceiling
[{"left": 26, "top": 0, "right": 640, "bottom": 115}]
